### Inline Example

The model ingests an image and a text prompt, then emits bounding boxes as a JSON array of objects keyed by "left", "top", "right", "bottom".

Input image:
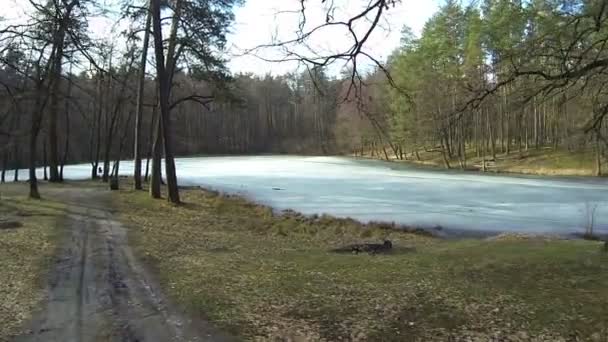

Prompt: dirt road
[{"left": 15, "top": 185, "right": 233, "bottom": 342}]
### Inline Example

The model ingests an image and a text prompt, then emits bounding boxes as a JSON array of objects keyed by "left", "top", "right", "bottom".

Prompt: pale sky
[
  {"left": 1, "top": 0, "right": 439, "bottom": 76},
  {"left": 227, "top": 0, "right": 439, "bottom": 75}
]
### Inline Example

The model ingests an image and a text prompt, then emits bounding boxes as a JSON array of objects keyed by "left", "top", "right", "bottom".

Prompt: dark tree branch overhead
[
  {"left": 170, "top": 94, "right": 214, "bottom": 111},
  {"left": 241, "top": 0, "right": 402, "bottom": 98}
]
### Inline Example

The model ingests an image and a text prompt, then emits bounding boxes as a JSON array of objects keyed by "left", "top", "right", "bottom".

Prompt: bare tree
[{"left": 133, "top": 3, "right": 152, "bottom": 190}]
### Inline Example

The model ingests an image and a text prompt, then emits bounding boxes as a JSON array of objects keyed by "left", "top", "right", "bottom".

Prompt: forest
[
  {"left": 1, "top": 0, "right": 607, "bottom": 203},
  {"left": 341, "top": 0, "right": 608, "bottom": 174}
]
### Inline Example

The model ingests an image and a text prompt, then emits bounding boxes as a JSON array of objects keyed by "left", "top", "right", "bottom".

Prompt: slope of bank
[
  {"left": 353, "top": 147, "right": 600, "bottom": 177},
  {"left": 115, "top": 182, "right": 608, "bottom": 341}
]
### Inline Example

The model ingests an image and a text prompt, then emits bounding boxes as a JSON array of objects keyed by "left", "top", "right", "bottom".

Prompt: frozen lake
[{"left": 7, "top": 155, "right": 608, "bottom": 236}]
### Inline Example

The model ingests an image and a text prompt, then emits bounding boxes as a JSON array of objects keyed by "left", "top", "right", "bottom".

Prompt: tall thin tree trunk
[
  {"left": 534, "top": 98, "right": 539, "bottom": 149},
  {"left": 111, "top": 106, "right": 136, "bottom": 190},
  {"left": 596, "top": 133, "right": 602, "bottom": 177},
  {"left": 149, "top": 119, "right": 162, "bottom": 198},
  {"left": 48, "top": 29, "right": 68, "bottom": 183},
  {"left": 60, "top": 65, "right": 72, "bottom": 181},
  {"left": 475, "top": 110, "right": 480, "bottom": 158},
  {"left": 440, "top": 132, "right": 451, "bottom": 169},
  {"left": 92, "top": 74, "right": 103, "bottom": 179},
  {"left": 144, "top": 153, "right": 151, "bottom": 182},
  {"left": 11, "top": 114, "right": 20, "bottom": 182},
  {"left": 500, "top": 104, "right": 505, "bottom": 153},
  {"left": 43, "top": 139, "right": 48, "bottom": 181},
  {"left": 489, "top": 108, "right": 496, "bottom": 161},
  {"left": 525, "top": 106, "right": 529, "bottom": 151},
  {"left": 29, "top": 95, "right": 45, "bottom": 199},
  {"left": 145, "top": 103, "right": 158, "bottom": 183},
  {"left": 506, "top": 113, "right": 511, "bottom": 155},
  {"left": 461, "top": 119, "right": 467, "bottom": 169},
  {"left": 1, "top": 152, "right": 7, "bottom": 183},
  {"left": 103, "top": 105, "right": 120, "bottom": 183},
  {"left": 481, "top": 108, "right": 486, "bottom": 172},
  {"left": 13, "top": 157, "right": 19, "bottom": 182},
  {"left": 133, "top": 7, "right": 152, "bottom": 190},
  {"left": 29, "top": 131, "right": 41, "bottom": 199}
]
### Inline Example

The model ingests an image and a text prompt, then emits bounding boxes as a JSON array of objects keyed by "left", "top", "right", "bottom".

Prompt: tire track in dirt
[{"left": 15, "top": 186, "right": 234, "bottom": 342}]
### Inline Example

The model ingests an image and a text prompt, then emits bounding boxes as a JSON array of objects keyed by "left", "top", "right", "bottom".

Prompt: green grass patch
[{"left": 0, "top": 183, "right": 66, "bottom": 341}]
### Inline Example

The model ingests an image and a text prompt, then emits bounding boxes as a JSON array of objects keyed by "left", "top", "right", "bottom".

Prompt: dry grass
[
  {"left": 498, "top": 148, "right": 596, "bottom": 176},
  {"left": 115, "top": 184, "right": 608, "bottom": 341},
  {"left": 0, "top": 183, "right": 65, "bottom": 342}
]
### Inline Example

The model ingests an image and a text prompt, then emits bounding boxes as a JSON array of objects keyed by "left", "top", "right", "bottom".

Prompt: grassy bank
[
  {"left": 0, "top": 183, "right": 65, "bottom": 341},
  {"left": 357, "top": 147, "right": 599, "bottom": 177},
  {"left": 115, "top": 185, "right": 608, "bottom": 341}
]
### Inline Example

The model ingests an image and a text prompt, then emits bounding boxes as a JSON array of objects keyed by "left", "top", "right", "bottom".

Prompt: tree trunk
[
  {"left": 48, "top": 27, "right": 68, "bottom": 183},
  {"left": 440, "top": 135, "right": 451, "bottom": 169},
  {"left": 505, "top": 112, "right": 511, "bottom": 155},
  {"left": 92, "top": 74, "right": 103, "bottom": 179},
  {"left": 29, "top": 130, "right": 41, "bottom": 199},
  {"left": 596, "top": 134, "right": 602, "bottom": 177},
  {"left": 60, "top": 67, "right": 72, "bottom": 181},
  {"left": 29, "top": 96, "right": 44, "bottom": 199},
  {"left": 518, "top": 113, "right": 523, "bottom": 158},
  {"left": 145, "top": 103, "right": 159, "bottom": 183},
  {"left": 11, "top": 113, "right": 20, "bottom": 182},
  {"left": 481, "top": 109, "right": 486, "bottom": 172},
  {"left": 103, "top": 103, "right": 122, "bottom": 182},
  {"left": 382, "top": 145, "right": 390, "bottom": 161},
  {"left": 488, "top": 108, "right": 496, "bottom": 161},
  {"left": 102, "top": 126, "right": 113, "bottom": 182},
  {"left": 524, "top": 106, "right": 529, "bottom": 151},
  {"left": 149, "top": 119, "right": 162, "bottom": 198},
  {"left": 1, "top": 152, "right": 7, "bottom": 183},
  {"left": 13, "top": 157, "right": 19, "bottom": 182},
  {"left": 475, "top": 109, "right": 480, "bottom": 158},
  {"left": 111, "top": 104, "right": 136, "bottom": 190},
  {"left": 144, "top": 153, "right": 151, "bottom": 182},
  {"left": 439, "top": 124, "right": 451, "bottom": 169},
  {"left": 150, "top": 0, "right": 181, "bottom": 204},
  {"left": 500, "top": 102, "right": 505, "bottom": 153},
  {"left": 534, "top": 98, "right": 539, "bottom": 149},
  {"left": 133, "top": 7, "right": 152, "bottom": 190},
  {"left": 43, "top": 140, "right": 48, "bottom": 181},
  {"left": 461, "top": 120, "right": 467, "bottom": 169}
]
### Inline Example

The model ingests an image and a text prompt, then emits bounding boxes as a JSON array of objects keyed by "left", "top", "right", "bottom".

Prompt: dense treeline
[
  {"left": 177, "top": 70, "right": 338, "bottom": 155},
  {"left": 0, "top": 68, "right": 338, "bottom": 170},
  {"left": 1, "top": 0, "right": 607, "bottom": 202},
  {"left": 340, "top": 0, "right": 608, "bottom": 174}
]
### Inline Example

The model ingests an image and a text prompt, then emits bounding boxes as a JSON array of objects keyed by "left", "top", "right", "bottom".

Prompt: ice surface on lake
[{"left": 7, "top": 156, "right": 608, "bottom": 236}]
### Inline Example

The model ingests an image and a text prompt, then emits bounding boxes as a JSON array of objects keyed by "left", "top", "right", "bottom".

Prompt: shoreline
[
  {"left": 350, "top": 154, "right": 600, "bottom": 178},
  {"left": 2, "top": 151, "right": 602, "bottom": 180},
  {"left": 179, "top": 183, "right": 605, "bottom": 241}
]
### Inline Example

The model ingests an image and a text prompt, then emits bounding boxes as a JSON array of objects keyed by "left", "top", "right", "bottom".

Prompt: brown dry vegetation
[
  {"left": 357, "top": 148, "right": 598, "bottom": 177},
  {"left": 0, "top": 184, "right": 65, "bottom": 341}
]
